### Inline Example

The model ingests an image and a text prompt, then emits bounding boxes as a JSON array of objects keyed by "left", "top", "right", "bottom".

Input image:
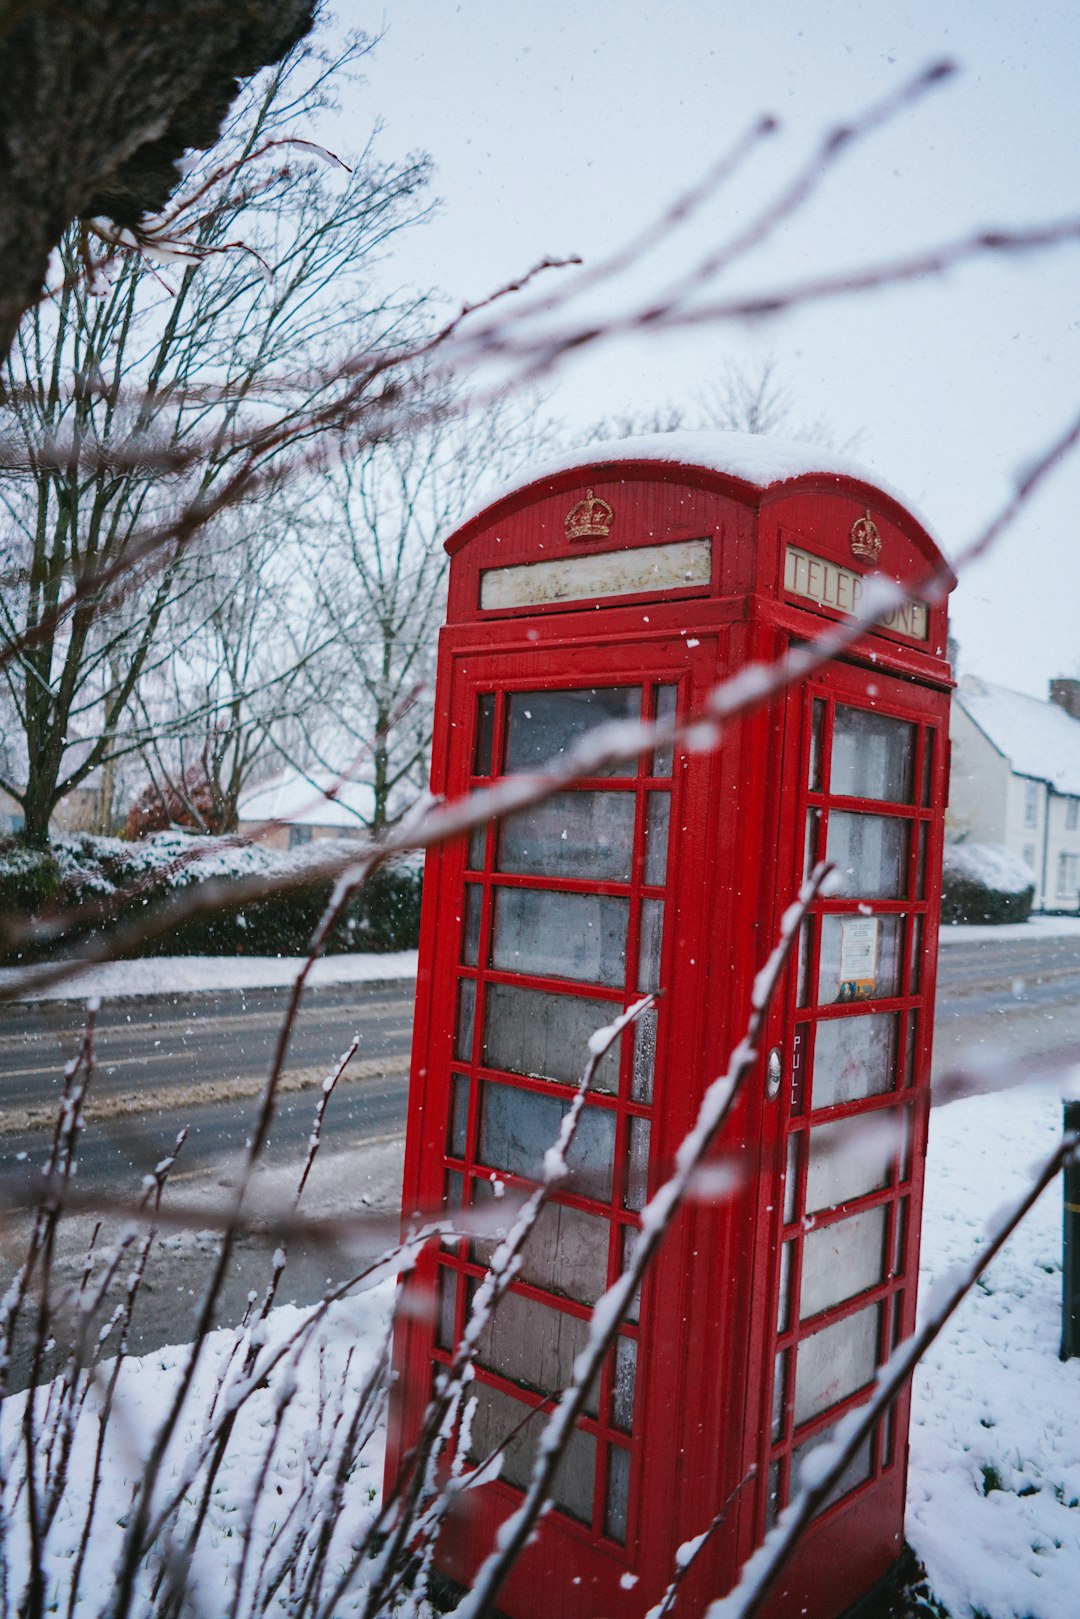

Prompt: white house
[
  {"left": 236, "top": 768, "right": 374, "bottom": 851},
  {"left": 949, "top": 675, "right": 1080, "bottom": 911}
]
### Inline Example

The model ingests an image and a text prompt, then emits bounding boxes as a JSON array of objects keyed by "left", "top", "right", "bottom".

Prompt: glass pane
[
  {"left": 474, "top": 1287, "right": 597, "bottom": 1414},
  {"left": 644, "top": 793, "right": 670, "bottom": 886},
  {"left": 921, "top": 730, "right": 935, "bottom": 808},
  {"left": 448, "top": 1074, "right": 469, "bottom": 1157},
  {"left": 776, "top": 1240, "right": 793, "bottom": 1334},
  {"left": 631, "top": 1007, "right": 657, "bottom": 1103},
  {"left": 904, "top": 1012, "right": 917, "bottom": 1086},
  {"left": 916, "top": 822, "right": 928, "bottom": 899},
  {"left": 892, "top": 1199, "right": 908, "bottom": 1278},
  {"left": 437, "top": 1266, "right": 459, "bottom": 1350},
  {"left": 462, "top": 885, "right": 482, "bottom": 966},
  {"left": 455, "top": 979, "right": 476, "bottom": 1063},
  {"left": 506, "top": 687, "right": 641, "bottom": 776},
  {"left": 478, "top": 1081, "right": 616, "bottom": 1202},
  {"left": 483, "top": 983, "right": 621, "bottom": 1092},
  {"left": 637, "top": 899, "right": 664, "bottom": 992},
  {"left": 613, "top": 1336, "right": 637, "bottom": 1431},
  {"left": 793, "top": 1305, "right": 881, "bottom": 1425},
  {"left": 809, "top": 699, "right": 825, "bottom": 791},
  {"left": 653, "top": 684, "right": 677, "bottom": 776},
  {"left": 606, "top": 1444, "right": 631, "bottom": 1542},
  {"left": 766, "top": 1460, "right": 782, "bottom": 1528},
  {"left": 492, "top": 887, "right": 629, "bottom": 988},
  {"left": 474, "top": 693, "right": 496, "bottom": 776},
  {"left": 473, "top": 1187, "right": 610, "bottom": 1305},
  {"left": 806, "top": 1116, "right": 893, "bottom": 1214},
  {"left": 804, "top": 808, "right": 821, "bottom": 881},
  {"left": 910, "top": 914, "right": 924, "bottom": 994},
  {"left": 468, "top": 823, "right": 487, "bottom": 871},
  {"left": 791, "top": 1424, "right": 873, "bottom": 1511},
  {"left": 621, "top": 1226, "right": 642, "bottom": 1322},
  {"left": 799, "top": 1206, "right": 888, "bottom": 1320},
  {"left": 796, "top": 919, "right": 812, "bottom": 1008},
  {"left": 624, "top": 1116, "right": 651, "bottom": 1211},
  {"left": 468, "top": 1380, "right": 596, "bottom": 1524},
  {"left": 784, "top": 1135, "right": 799, "bottom": 1224},
  {"left": 831, "top": 707, "right": 915, "bottom": 803},
  {"left": 810, "top": 1014, "right": 897, "bottom": 1109},
  {"left": 499, "top": 791, "right": 635, "bottom": 881},
  {"left": 826, "top": 812, "right": 908, "bottom": 899},
  {"left": 771, "top": 1349, "right": 788, "bottom": 1441},
  {"left": 817, "top": 915, "right": 902, "bottom": 1005}
]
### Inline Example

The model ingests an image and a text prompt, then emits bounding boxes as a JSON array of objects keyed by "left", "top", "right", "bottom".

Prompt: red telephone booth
[{"left": 387, "top": 434, "right": 954, "bottom": 1619}]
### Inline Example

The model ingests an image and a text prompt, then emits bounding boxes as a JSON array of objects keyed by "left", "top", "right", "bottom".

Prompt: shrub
[
  {"left": 0, "top": 832, "right": 423, "bottom": 963},
  {"left": 0, "top": 840, "right": 59, "bottom": 917},
  {"left": 941, "top": 842, "right": 1035, "bottom": 925}
]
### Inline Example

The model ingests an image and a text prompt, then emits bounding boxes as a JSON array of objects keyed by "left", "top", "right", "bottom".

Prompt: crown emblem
[
  {"left": 850, "top": 510, "right": 882, "bottom": 563},
  {"left": 564, "top": 488, "right": 614, "bottom": 541}
]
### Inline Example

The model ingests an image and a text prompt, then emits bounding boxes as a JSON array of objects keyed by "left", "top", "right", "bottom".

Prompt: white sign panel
[
  {"left": 784, "top": 544, "right": 928, "bottom": 641},
  {"left": 480, "top": 538, "right": 712, "bottom": 611}
]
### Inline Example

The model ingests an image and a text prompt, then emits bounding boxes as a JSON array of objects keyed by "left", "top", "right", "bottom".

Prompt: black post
[{"left": 1062, "top": 1100, "right": 1080, "bottom": 1360}]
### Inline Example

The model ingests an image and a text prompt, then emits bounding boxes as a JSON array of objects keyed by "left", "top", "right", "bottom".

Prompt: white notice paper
[{"left": 838, "top": 916, "right": 878, "bottom": 1002}]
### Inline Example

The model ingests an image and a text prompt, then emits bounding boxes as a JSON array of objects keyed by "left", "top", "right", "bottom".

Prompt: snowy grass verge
[
  {"left": 938, "top": 916, "right": 1080, "bottom": 944},
  {"left": 0, "top": 950, "right": 418, "bottom": 1002},
  {"left": 909, "top": 1080, "right": 1080, "bottom": 1619},
  {"left": 1, "top": 1282, "right": 397, "bottom": 1618}
]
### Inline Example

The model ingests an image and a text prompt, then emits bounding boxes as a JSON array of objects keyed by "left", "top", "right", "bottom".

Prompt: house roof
[
  {"left": 236, "top": 768, "right": 373, "bottom": 829},
  {"left": 956, "top": 676, "right": 1080, "bottom": 796}
]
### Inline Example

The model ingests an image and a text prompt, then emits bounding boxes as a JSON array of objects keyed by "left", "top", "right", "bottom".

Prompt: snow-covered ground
[
  {"left": 2, "top": 916, "right": 1076, "bottom": 1003},
  {"left": 909, "top": 1080, "right": 1080, "bottom": 1618},
  {"left": 0, "top": 949, "right": 418, "bottom": 1001},
  {"left": 939, "top": 916, "right": 1080, "bottom": 945},
  {"left": 3, "top": 1071, "right": 1076, "bottom": 1615}
]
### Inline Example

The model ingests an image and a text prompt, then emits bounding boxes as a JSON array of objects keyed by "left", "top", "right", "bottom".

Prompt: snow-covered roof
[
  {"left": 956, "top": 676, "right": 1080, "bottom": 796},
  {"left": 458, "top": 430, "right": 940, "bottom": 545},
  {"left": 236, "top": 768, "right": 374, "bottom": 829}
]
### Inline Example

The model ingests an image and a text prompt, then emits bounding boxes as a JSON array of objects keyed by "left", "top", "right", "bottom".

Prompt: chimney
[{"left": 1049, "top": 679, "right": 1080, "bottom": 721}]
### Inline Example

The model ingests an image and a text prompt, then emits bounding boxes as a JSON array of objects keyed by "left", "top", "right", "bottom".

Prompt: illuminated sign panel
[
  {"left": 784, "top": 544, "right": 928, "bottom": 641},
  {"left": 480, "top": 538, "right": 712, "bottom": 611}
]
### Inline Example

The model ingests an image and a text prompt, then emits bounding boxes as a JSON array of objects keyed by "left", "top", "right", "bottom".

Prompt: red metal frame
[{"left": 387, "top": 453, "right": 953, "bottom": 1619}]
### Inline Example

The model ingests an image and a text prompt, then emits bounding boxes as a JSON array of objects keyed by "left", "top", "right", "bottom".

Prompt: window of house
[
  {"left": 1022, "top": 844, "right": 1036, "bottom": 871},
  {"left": 289, "top": 824, "right": 313, "bottom": 848},
  {"left": 1068, "top": 798, "right": 1079, "bottom": 831},
  {"left": 1024, "top": 780, "right": 1039, "bottom": 828},
  {"left": 1057, "top": 852, "right": 1080, "bottom": 899}
]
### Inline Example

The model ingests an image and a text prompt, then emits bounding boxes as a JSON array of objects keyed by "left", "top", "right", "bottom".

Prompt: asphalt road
[
  {"left": 3, "top": 932, "right": 1080, "bottom": 1196},
  {"left": 1, "top": 934, "right": 1078, "bottom": 1387},
  {"left": 0, "top": 978, "right": 415, "bottom": 1191}
]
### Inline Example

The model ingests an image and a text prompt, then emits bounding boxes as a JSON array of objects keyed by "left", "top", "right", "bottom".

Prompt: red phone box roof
[{"left": 443, "top": 431, "right": 955, "bottom": 660}]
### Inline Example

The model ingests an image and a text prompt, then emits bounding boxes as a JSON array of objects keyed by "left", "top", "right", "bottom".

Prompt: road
[
  {"left": 3, "top": 933, "right": 1080, "bottom": 1195},
  {"left": 1, "top": 934, "right": 1078, "bottom": 1387},
  {"left": 0, "top": 978, "right": 415, "bottom": 1189}
]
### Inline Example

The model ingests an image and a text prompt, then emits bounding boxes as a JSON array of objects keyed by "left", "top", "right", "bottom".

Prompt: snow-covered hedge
[
  {"left": 0, "top": 832, "right": 423, "bottom": 963},
  {"left": 941, "top": 841, "right": 1035, "bottom": 925}
]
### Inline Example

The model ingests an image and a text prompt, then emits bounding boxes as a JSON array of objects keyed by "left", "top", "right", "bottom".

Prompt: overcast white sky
[{"left": 329, "top": 2, "right": 1080, "bottom": 697}]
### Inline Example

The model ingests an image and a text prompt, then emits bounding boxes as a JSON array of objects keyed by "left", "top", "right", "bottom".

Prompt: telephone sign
[{"left": 386, "top": 434, "right": 954, "bottom": 1619}]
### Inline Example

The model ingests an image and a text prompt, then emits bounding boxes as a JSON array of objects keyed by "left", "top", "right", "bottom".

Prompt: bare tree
[
  {"left": 586, "top": 355, "right": 851, "bottom": 449},
  {"left": 126, "top": 506, "right": 332, "bottom": 833},
  {"left": 301, "top": 391, "right": 555, "bottom": 831},
  {"left": 0, "top": 28, "right": 431, "bottom": 845}
]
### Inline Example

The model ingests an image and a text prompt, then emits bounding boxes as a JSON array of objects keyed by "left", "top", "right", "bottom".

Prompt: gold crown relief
[
  {"left": 849, "top": 510, "right": 882, "bottom": 564},
  {"left": 564, "top": 489, "right": 614, "bottom": 541}
]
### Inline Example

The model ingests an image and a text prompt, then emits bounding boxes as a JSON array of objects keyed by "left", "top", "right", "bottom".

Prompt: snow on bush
[
  {"left": 941, "top": 842, "right": 1035, "bottom": 925},
  {"left": 1, "top": 832, "right": 423, "bottom": 960}
]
